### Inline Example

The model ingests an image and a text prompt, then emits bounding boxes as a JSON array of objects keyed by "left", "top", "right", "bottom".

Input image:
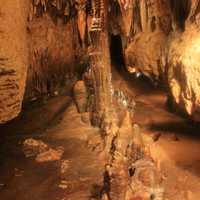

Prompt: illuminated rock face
[
  {"left": 125, "top": 0, "right": 200, "bottom": 121},
  {"left": 124, "top": 0, "right": 171, "bottom": 80},
  {"left": 0, "top": 0, "right": 28, "bottom": 123},
  {"left": 168, "top": 27, "right": 200, "bottom": 120},
  {"left": 167, "top": 0, "right": 200, "bottom": 120},
  {"left": 0, "top": 1, "right": 77, "bottom": 123},
  {"left": 125, "top": 31, "right": 167, "bottom": 80},
  {"left": 1, "top": 0, "right": 200, "bottom": 123}
]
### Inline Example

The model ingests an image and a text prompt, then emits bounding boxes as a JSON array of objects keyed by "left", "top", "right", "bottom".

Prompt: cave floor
[
  {"left": 0, "top": 97, "right": 105, "bottom": 200},
  {"left": 0, "top": 68, "right": 200, "bottom": 200},
  {"left": 112, "top": 67, "right": 200, "bottom": 200}
]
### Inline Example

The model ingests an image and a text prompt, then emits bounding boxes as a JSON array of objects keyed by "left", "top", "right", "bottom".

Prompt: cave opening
[
  {"left": 109, "top": 33, "right": 159, "bottom": 96},
  {"left": 109, "top": 34, "right": 125, "bottom": 70}
]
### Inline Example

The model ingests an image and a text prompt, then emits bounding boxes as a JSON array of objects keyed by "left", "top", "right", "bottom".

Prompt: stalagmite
[
  {"left": 140, "top": 0, "right": 148, "bottom": 31},
  {"left": 118, "top": 0, "right": 134, "bottom": 36},
  {"left": 77, "top": 1, "right": 87, "bottom": 44}
]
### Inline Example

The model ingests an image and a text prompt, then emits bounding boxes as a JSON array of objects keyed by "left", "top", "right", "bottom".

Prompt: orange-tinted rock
[
  {"left": 73, "top": 80, "right": 88, "bottom": 113},
  {"left": 0, "top": 0, "right": 29, "bottom": 123}
]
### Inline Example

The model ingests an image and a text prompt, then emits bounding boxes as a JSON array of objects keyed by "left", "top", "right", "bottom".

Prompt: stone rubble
[
  {"left": 23, "top": 138, "right": 49, "bottom": 158},
  {"left": 23, "top": 138, "right": 64, "bottom": 162},
  {"left": 60, "top": 159, "right": 70, "bottom": 175},
  {"left": 35, "top": 147, "right": 64, "bottom": 163},
  {"left": 58, "top": 180, "right": 69, "bottom": 189},
  {"left": 14, "top": 168, "right": 24, "bottom": 177}
]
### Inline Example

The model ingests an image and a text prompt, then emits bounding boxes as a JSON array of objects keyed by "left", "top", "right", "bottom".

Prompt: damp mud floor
[{"left": 0, "top": 68, "right": 200, "bottom": 200}]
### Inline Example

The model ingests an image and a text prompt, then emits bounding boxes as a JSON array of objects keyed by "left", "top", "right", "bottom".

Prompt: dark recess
[
  {"left": 170, "top": 0, "right": 191, "bottom": 30},
  {"left": 109, "top": 34, "right": 125, "bottom": 70}
]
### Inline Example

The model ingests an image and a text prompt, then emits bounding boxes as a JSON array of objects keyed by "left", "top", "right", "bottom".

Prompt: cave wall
[
  {"left": 24, "top": 1, "right": 84, "bottom": 101},
  {"left": 124, "top": 0, "right": 171, "bottom": 80},
  {"left": 25, "top": 14, "right": 76, "bottom": 101},
  {"left": 167, "top": 0, "right": 200, "bottom": 121},
  {"left": 124, "top": 0, "right": 200, "bottom": 121},
  {"left": 0, "top": 0, "right": 82, "bottom": 123},
  {"left": 0, "top": 0, "right": 29, "bottom": 123},
  {"left": 2, "top": 0, "right": 200, "bottom": 123}
]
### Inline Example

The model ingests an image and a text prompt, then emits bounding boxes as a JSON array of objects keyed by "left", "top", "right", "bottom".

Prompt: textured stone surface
[
  {"left": 0, "top": 1, "right": 78, "bottom": 123},
  {"left": 25, "top": 14, "right": 76, "bottom": 100},
  {"left": 0, "top": 0, "right": 28, "bottom": 123},
  {"left": 124, "top": 0, "right": 171, "bottom": 79},
  {"left": 125, "top": 31, "right": 167, "bottom": 80},
  {"left": 2, "top": 0, "right": 200, "bottom": 123},
  {"left": 124, "top": 0, "right": 200, "bottom": 121},
  {"left": 168, "top": 26, "right": 200, "bottom": 120},
  {"left": 73, "top": 80, "right": 88, "bottom": 113},
  {"left": 166, "top": 1, "right": 200, "bottom": 120}
]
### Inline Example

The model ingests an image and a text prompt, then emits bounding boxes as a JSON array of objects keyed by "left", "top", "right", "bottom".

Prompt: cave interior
[{"left": 1, "top": 0, "right": 200, "bottom": 200}]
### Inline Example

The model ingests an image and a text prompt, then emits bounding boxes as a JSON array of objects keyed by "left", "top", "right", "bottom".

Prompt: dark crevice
[
  {"left": 109, "top": 34, "right": 125, "bottom": 71},
  {"left": 170, "top": 0, "right": 191, "bottom": 30}
]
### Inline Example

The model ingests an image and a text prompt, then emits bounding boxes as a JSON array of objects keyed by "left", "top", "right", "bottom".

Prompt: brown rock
[
  {"left": 152, "top": 133, "right": 162, "bottom": 142},
  {"left": 168, "top": 27, "right": 200, "bottom": 121},
  {"left": 73, "top": 80, "right": 88, "bottom": 113},
  {"left": 171, "top": 134, "right": 179, "bottom": 141},
  {"left": 23, "top": 138, "right": 64, "bottom": 162},
  {"left": 23, "top": 138, "right": 49, "bottom": 157},
  {"left": 0, "top": 0, "right": 29, "bottom": 123},
  {"left": 116, "top": 111, "right": 133, "bottom": 156},
  {"left": 60, "top": 160, "right": 70, "bottom": 174},
  {"left": 81, "top": 112, "right": 91, "bottom": 125},
  {"left": 35, "top": 147, "right": 64, "bottom": 163}
]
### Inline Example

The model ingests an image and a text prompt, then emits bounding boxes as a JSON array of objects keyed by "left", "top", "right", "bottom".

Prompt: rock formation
[
  {"left": 2, "top": 1, "right": 195, "bottom": 199},
  {"left": 125, "top": 0, "right": 200, "bottom": 121},
  {"left": 167, "top": 0, "right": 200, "bottom": 121},
  {"left": 2, "top": 0, "right": 200, "bottom": 122},
  {"left": 0, "top": 0, "right": 29, "bottom": 123},
  {"left": 0, "top": 0, "right": 80, "bottom": 123}
]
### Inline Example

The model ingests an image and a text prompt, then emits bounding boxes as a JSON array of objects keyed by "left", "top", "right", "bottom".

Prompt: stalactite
[
  {"left": 29, "top": 0, "right": 77, "bottom": 22},
  {"left": 140, "top": 0, "right": 148, "bottom": 31},
  {"left": 117, "top": 0, "right": 134, "bottom": 36},
  {"left": 76, "top": 1, "right": 87, "bottom": 44}
]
